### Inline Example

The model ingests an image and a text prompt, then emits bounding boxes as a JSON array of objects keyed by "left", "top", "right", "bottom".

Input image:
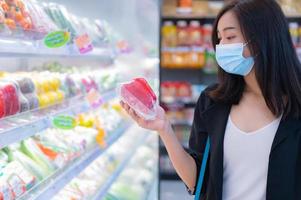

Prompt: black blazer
[{"left": 187, "top": 87, "right": 301, "bottom": 200}]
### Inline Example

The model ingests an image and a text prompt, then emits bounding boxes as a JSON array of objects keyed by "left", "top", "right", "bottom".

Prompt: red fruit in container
[
  {"left": 0, "top": 81, "right": 20, "bottom": 116},
  {"left": 0, "top": 90, "right": 6, "bottom": 118},
  {"left": 118, "top": 77, "right": 157, "bottom": 120}
]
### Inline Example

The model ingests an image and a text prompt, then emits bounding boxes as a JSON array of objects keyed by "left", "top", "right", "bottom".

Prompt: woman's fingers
[
  {"left": 120, "top": 101, "right": 130, "bottom": 112},
  {"left": 120, "top": 101, "right": 148, "bottom": 126}
]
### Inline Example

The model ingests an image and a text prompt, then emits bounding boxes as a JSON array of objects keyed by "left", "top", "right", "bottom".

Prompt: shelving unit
[
  {"left": 0, "top": 38, "right": 114, "bottom": 61},
  {"left": 147, "top": 176, "right": 159, "bottom": 200},
  {"left": 91, "top": 132, "right": 149, "bottom": 200},
  {"left": 18, "top": 122, "right": 132, "bottom": 200},
  {"left": 159, "top": 1, "right": 217, "bottom": 182},
  {"left": 0, "top": 1, "right": 160, "bottom": 199},
  {"left": 0, "top": 90, "right": 116, "bottom": 149}
]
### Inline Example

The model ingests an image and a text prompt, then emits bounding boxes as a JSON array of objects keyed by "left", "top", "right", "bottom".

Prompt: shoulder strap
[{"left": 194, "top": 137, "right": 210, "bottom": 200}]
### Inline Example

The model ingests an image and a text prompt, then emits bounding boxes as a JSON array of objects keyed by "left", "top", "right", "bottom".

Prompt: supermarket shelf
[
  {"left": 92, "top": 132, "right": 149, "bottom": 199},
  {"left": 146, "top": 177, "right": 159, "bottom": 200},
  {"left": 162, "top": 0, "right": 221, "bottom": 20},
  {"left": 162, "top": 14, "right": 301, "bottom": 21},
  {"left": 160, "top": 172, "right": 180, "bottom": 180},
  {"left": 162, "top": 0, "right": 301, "bottom": 20},
  {"left": 0, "top": 38, "right": 115, "bottom": 61},
  {"left": 0, "top": 90, "right": 116, "bottom": 148},
  {"left": 162, "top": 101, "right": 196, "bottom": 109},
  {"left": 160, "top": 67, "right": 217, "bottom": 85},
  {"left": 19, "top": 122, "right": 132, "bottom": 200}
]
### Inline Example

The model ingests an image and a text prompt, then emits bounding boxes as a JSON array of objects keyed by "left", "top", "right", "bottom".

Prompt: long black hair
[{"left": 208, "top": 0, "right": 301, "bottom": 119}]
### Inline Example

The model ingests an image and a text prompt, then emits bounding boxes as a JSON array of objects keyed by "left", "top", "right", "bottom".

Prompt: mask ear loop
[
  {"left": 243, "top": 40, "right": 251, "bottom": 47},
  {"left": 243, "top": 40, "right": 259, "bottom": 58}
]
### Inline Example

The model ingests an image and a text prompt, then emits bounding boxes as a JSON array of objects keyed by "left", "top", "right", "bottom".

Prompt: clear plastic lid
[{"left": 118, "top": 78, "right": 158, "bottom": 120}]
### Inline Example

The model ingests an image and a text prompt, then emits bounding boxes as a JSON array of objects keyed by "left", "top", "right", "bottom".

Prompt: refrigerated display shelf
[
  {"left": 91, "top": 132, "right": 149, "bottom": 200},
  {"left": 146, "top": 177, "right": 159, "bottom": 200},
  {"left": 18, "top": 122, "right": 132, "bottom": 200},
  {"left": 0, "top": 38, "right": 114, "bottom": 61},
  {"left": 0, "top": 90, "right": 116, "bottom": 148}
]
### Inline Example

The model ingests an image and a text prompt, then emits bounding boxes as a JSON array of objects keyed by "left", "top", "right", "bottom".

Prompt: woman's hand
[{"left": 120, "top": 101, "right": 171, "bottom": 134}]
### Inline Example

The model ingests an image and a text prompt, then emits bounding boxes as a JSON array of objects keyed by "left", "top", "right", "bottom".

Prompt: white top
[{"left": 222, "top": 116, "right": 281, "bottom": 200}]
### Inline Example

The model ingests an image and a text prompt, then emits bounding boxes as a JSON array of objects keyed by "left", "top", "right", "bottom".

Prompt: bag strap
[{"left": 194, "top": 137, "right": 210, "bottom": 200}]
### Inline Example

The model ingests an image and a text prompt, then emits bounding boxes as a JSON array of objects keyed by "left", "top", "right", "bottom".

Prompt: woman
[{"left": 121, "top": 0, "right": 301, "bottom": 199}]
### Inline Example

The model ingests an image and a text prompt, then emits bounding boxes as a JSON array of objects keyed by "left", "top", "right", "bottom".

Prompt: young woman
[{"left": 121, "top": 0, "right": 301, "bottom": 199}]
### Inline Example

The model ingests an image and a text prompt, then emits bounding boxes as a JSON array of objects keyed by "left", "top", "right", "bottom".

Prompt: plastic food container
[
  {"left": 0, "top": 81, "right": 20, "bottom": 116},
  {"left": 118, "top": 78, "right": 157, "bottom": 120}
]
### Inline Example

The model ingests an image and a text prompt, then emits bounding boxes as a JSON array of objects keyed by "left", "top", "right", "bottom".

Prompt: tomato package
[{"left": 118, "top": 78, "right": 158, "bottom": 120}]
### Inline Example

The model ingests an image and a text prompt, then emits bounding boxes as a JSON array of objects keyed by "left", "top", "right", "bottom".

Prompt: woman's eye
[{"left": 227, "top": 36, "right": 236, "bottom": 40}]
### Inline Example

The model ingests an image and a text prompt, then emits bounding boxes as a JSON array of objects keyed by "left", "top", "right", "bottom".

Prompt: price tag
[
  {"left": 44, "top": 31, "right": 70, "bottom": 48},
  {"left": 74, "top": 33, "right": 93, "bottom": 54},
  {"left": 86, "top": 89, "right": 103, "bottom": 108},
  {"left": 52, "top": 115, "right": 76, "bottom": 130}
]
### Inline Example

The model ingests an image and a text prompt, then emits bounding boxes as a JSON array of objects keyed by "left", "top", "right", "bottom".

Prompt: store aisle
[{"left": 160, "top": 181, "right": 193, "bottom": 200}]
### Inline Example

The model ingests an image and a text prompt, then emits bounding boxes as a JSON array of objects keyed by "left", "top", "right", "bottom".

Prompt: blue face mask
[{"left": 215, "top": 42, "right": 254, "bottom": 76}]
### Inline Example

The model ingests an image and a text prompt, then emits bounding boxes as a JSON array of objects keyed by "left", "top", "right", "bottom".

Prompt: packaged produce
[
  {"left": 189, "top": 20, "right": 203, "bottom": 46},
  {"left": 20, "top": 138, "right": 56, "bottom": 175},
  {"left": 5, "top": 0, "right": 33, "bottom": 33},
  {"left": 0, "top": 89, "right": 6, "bottom": 118},
  {"left": 0, "top": 182, "right": 14, "bottom": 200},
  {"left": 5, "top": 79, "right": 29, "bottom": 113},
  {"left": 2, "top": 161, "right": 36, "bottom": 195},
  {"left": 118, "top": 78, "right": 157, "bottom": 120},
  {"left": 24, "top": 0, "right": 58, "bottom": 38},
  {"left": 0, "top": 1, "right": 11, "bottom": 36},
  {"left": 161, "top": 21, "right": 177, "bottom": 48},
  {"left": 24, "top": 93, "right": 39, "bottom": 110},
  {"left": 0, "top": 81, "right": 20, "bottom": 117},
  {"left": 14, "top": 77, "right": 35, "bottom": 94},
  {"left": 3, "top": 147, "right": 46, "bottom": 181},
  {"left": 177, "top": 20, "right": 189, "bottom": 46}
]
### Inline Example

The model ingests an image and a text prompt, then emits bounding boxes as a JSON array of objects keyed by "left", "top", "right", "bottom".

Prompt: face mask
[{"left": 215, "top": 42, "right": 254, "bottom": 76}]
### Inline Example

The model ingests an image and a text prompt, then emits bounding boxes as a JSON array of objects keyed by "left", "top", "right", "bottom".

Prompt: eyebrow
[{"left": 217, "top": 26, "right": 236, "bottom": 33}]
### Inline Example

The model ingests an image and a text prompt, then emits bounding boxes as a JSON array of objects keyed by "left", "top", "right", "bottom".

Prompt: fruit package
[
  {"left": 0, "top": 80, "right": 20, "bottom": 118},
  {"left": 118, "top": 78, "right": 157, "bottom": 120}
]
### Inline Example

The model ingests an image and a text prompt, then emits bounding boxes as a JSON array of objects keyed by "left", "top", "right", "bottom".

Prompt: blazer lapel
[
  {"left": 271, "top": 116, "right": 300, "bottom": 153},
  {"left": 201, "top": 103, "right": 231, "bottom": 200}
]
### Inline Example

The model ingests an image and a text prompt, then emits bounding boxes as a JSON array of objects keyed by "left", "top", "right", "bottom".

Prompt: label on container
[
  {"left": 86, "top": 89, "right": 103, "bottom": 108},
  {"left": 44, "top": 31, "right": 70, "bottom": 48},
  {"left": 74, "top": 33, "right": 93, "bottom": 54},
  {"left": 7, "top": 175, "right": 25, "bottom": 197},
  {"left": 52, "top": 115, "right": 76, "bottom": 130},
  {"left": 0, "top": 185, "right": 13, "bottom": 200}
]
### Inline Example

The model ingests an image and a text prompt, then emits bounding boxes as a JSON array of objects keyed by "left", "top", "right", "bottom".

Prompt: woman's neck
[{"left": 244, "top": 70, "right": 263, "bottom": 98}]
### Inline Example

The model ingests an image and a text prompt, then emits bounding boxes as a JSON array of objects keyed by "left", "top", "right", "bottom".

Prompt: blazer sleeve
[
  {"left": 296, "top": 133, "right": 301, "bottom": 197},
  {"left": 185, "top": 90, "right": 211, "bottom": 195}
]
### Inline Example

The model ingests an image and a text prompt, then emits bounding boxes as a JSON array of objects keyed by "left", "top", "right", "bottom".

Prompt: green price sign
[
  {"left": 44, "top": 31, "right": 70, "bottom": 48},
  {"left": 53, "top": 115, "right": 76, "bottom": 130}
]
